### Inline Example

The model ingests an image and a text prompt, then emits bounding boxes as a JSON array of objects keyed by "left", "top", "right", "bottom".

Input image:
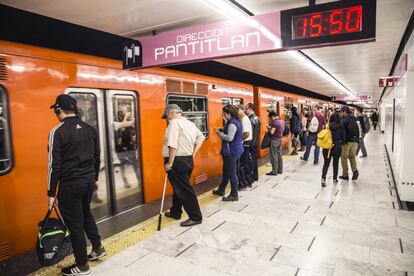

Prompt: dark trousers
[
  {"left": 58, "top": 183, "right": 101, "bottom": 266},
  {"left": 373, "top": 122, "right": 378, "bottom": 130},
  {"left": 239, "top": 143, "right": 253, "bottom": 187},
  {"left": 249, "top": 145, "right": 259, "bottom": 182},
  {"left": 165, "top": 156, "right": 202, "bottom": 222},
  {"left": 218, "top": 156, "right": 239, "bottom": 197},
  {"left": 300, "top": 132, "right": 307, "bottom": 148},
  {"left": 321, "top": 146, "right": 342, "bottom": 180}
]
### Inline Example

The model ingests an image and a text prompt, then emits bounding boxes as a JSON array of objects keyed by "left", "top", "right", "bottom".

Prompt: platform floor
[{"left": 48, "top": 132, "right": 414, "bottom": 275}]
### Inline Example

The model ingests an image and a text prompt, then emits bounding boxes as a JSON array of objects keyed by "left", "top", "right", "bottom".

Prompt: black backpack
[
  {"left": 36, "top": 206, "right": 72, "bottom": 266},
  {"left": 346, "top": 116, "right": 360, "bottom": 142}
]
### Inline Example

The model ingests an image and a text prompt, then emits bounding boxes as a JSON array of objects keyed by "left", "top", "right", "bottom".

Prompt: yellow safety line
[{"left": 31, "top": 159, "right": 286, "bottom": 275}]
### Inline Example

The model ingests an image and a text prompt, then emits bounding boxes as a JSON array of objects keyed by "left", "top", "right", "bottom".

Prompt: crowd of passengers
[{"left": 43, "top": 94, "right": 379, "bottom": 275}]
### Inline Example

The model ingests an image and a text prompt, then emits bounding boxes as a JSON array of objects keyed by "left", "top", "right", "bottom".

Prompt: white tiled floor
[{"left": 91, "top": 132, "right": 414, "bottom": 275}]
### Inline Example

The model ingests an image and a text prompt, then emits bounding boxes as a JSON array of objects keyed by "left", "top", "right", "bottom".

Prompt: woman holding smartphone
[{"left": 213, "top": 105, "right": 244, "bottom": 201}]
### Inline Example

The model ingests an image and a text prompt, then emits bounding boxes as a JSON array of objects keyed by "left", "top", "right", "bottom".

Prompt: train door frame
[
  {"left": 0, "top": 85, "right": 13, "bottom": 176},
  {"left": 64, "top": 88, "right": 144, "bottom": 219}
]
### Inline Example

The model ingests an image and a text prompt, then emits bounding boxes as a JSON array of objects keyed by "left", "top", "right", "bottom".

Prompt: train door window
[
  {"left": 167, "top": 95, "right": 209, "bottom": 137},
  {"left": 0, "top": 87, "right": 12, "bottom": 175},
  {"left": 67, "top": 89, "right": 110, "bottom": 219},
  {"left": 107, "top": 91, "right": 143, "bottom": 212}
]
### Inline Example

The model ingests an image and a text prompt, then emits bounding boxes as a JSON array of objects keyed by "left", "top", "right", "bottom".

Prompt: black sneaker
[
  {"left": 321, "top": 179, "right": 326, "bottom": 187},
  {"left": 352, "top": 170, "right": 359, "bottom": 180},
  {"left": 300, "top": 157, "right": 307, "bottom": 162},
  {"left": 88, "top": 245, "right": 107, "bottom": 261},
  {"left": 333, "top": 179, "right": 338, "bottom": 183},
  {"left": 339, "top": 175, "right": 349, "bottom": 181},
  {"left": 212, "top": 189, "right": 224, "bottom": 196},
  {"left": 61, "top": 264, "right": 90, "bottom": 275},
  {"left": 266, "top": 172, "right": 278, "bottom": 176},
  {"left": 222, "top": 195, "right": 239, "bottom": 202},
  {"left": 164, "top": 211, "right": 181, "bottom": 220}
]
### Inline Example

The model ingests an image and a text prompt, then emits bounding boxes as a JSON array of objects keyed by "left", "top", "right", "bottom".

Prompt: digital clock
[
  {"left": 281, "top": 0, "right": 376, "bottom": 48},
  {"left": 292, "top": 6, "right": 362, "bottom": 40}
]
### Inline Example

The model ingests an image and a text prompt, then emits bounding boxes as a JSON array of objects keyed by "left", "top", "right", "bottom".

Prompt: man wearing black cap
[
  {"left": 162, "top": 104, "right": 205, "bottom": 227},
  {"left": 48, "top": 94, "right": 106, "bottom": 275}
]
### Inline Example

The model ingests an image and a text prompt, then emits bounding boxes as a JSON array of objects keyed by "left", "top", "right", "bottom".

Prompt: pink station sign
[
  {"left": 122, "top": 0, "right": 377, "bottom": 69},
  {"left": 123, "top": 11, "right": 282, "bottom": 69}
]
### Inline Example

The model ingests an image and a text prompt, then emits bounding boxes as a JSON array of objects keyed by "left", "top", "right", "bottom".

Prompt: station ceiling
[{"left": 1, "top": 0, "right": 413, "bottom": 106}]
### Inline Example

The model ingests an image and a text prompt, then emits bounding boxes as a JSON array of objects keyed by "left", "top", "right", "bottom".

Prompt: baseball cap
[
  {"left": 161, "top": 104, "right": 182, "bottom": 119},
  {"left": 50, "top": 94, "right": 77, "bottom": 111}
]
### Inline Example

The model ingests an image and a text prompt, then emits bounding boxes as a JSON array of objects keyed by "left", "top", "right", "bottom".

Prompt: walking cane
[{"left": 157, "top": 174, "right": 168, "bottom": 231}]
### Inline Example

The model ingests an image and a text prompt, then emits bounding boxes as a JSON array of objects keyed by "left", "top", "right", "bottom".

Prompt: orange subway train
[{"left": 0, "top": 41, "right": 334, "bottom": 260}]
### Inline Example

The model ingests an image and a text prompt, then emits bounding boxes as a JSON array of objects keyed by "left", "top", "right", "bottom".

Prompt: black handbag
[
  {"left": 36, "top": 205, "right": 72, "bottom": 266},
  {"left": 261, "top": 132, "right": 271, "bottom": 149}
]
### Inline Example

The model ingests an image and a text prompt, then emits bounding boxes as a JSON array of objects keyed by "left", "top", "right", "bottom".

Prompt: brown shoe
[{"left": 180, "top": 219, "right": 202, "bottom": 227}]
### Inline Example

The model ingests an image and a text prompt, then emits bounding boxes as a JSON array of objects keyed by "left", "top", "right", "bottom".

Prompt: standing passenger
[
  {"left": 355, "top": 108, "right": 368, "bottom": 157},
  {"left": 299, "top": 110, "right": 308, "bottom": 152},
  {"left": 301, "top": 106, "right": 325, "bottom": 165},
  {"left": 339, "top": 106, "right": 360, "bottom": 181},
  {"left": 371, "top": 110, "right": 379, "bottom": 130},
  {"left": 321, "top": 113, "right": 345, "bottom": 187},
  {"left": 245, "top": 103, "right": 261, "bottom": 183},
  {"left": 266, "top": 111, "right": 285, "bottom": 176},
  {"left": 237, "top": 104, "right": 253, "bottom": 189},
  {"left": 162, "top": 104, "right": 205, "bottom": 227},
  {"left": 289, "top": 107, "right": 301, "bottom": 155},
  {"left": 47, "top": 95, "right": 106, "bottom": 276},
  {"left": 213, "top": 105, "right": 244, "bottom": 201}
]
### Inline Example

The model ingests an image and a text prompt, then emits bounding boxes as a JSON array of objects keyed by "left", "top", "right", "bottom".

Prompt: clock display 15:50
[{"left": 292, "top": 6, "right": 363, "bottom": 40}]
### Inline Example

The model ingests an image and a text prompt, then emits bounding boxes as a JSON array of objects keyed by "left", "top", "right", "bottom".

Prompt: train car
[
  {"left": 0, "top": 40, "right": 334, "bottom": 261},
  {"left": 0, "top": 41, "right": 254, "bottom": 260}
]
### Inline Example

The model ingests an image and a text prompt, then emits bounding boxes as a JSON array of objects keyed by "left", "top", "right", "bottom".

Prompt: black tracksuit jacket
[{"left": 47, "top": 116, "right": 100, "bottom": 197}]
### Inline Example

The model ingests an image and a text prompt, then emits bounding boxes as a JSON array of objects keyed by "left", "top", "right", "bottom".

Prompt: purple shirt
[{"left": 271, "top": 118, "right": 285, "bottom": 140}]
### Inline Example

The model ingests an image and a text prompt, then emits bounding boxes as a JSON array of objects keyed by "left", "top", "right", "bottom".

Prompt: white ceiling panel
[{"left": 1, "top": 0, "right": 413, "bottom": 106}]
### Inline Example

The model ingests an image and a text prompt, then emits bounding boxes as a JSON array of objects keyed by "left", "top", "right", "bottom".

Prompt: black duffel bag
[
  {"left": 261, "top": 132, "right": 271, "bottom": 149},
  {"left": 36, "top": 205, "right": 72, "bottom": 266}
]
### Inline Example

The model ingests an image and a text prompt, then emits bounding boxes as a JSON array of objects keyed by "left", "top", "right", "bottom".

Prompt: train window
[
  {"left": 222, "top": 98, "right": 243, "bottom": 106},
  {"left": 232, "top": 98, "right": 243, "bottom": 106},
  {"left": 69, "top": 93, "right": 98, "bottom": 128},
  {"left": 268, "top": 101, "right": 279, "bottom": 116},
  {"left": 0, "top": 87, "right": 12, "bottom": 175},
  {"left": 168, "top": 95, "right": 209, "bottom": 137}
]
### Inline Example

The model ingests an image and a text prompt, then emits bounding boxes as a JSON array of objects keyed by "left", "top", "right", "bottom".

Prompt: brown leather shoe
[{"left": 180, "top": 219, "right": 202, "bottom": 227}]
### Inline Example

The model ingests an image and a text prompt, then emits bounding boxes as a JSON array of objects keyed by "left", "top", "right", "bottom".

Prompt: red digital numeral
[
  {"left": 302, "top": 17, "right": 308, "bottom": 37},
  {"left": 329, "top": 10, "right": 343, "bottom": 34},
  {"left": 309, "top": 14, "right": 322, "bottom": 37},
  {"left": 345, "top": 6, "right": 362, "bottom": 32}
]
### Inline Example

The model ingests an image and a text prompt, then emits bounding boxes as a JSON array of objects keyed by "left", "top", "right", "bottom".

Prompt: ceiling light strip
[{"left": 201, "top": 0, "right": 358, "bottom": 98}]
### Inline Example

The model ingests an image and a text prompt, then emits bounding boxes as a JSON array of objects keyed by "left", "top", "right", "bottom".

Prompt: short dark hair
[
  {"left": 268, "top": 111, "right": 277, "bottom": 118},
  {"left": 246, "top": 103, "right": 255, "bottom": 112},
  {"left": 223, "top": 105, "right": 239, "bottom": 117}
]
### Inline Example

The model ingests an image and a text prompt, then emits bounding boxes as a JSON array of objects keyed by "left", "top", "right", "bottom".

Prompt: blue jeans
[
  {"left": 300, "top": 131, "right": 308, "bottom": 147},
  {"left": 303, "top": 134, "right": 320, "bottom": 163},
  {"left": 218, "top": 156, "right": 239, "bottom": 197}
]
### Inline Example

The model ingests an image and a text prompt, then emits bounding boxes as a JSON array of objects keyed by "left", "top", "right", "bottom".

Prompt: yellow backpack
[{"left": 317, "top": 125, "right": 333, "bottom": 150}]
